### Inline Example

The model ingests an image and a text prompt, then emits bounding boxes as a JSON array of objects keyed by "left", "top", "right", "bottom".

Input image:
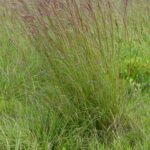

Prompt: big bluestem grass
[{"left": 19, "top": 0, "right": 140, "bottom": 140}]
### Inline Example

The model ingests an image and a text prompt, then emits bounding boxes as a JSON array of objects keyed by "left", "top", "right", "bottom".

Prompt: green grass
[{"left": 0, "top": 0, "right": 149, "bottom": 149}]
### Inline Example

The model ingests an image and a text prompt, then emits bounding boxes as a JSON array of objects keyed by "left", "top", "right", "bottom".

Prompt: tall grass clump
[
  {"left": 0, "top": 0, "right": 149, "bottom": 149},
  {"left": 20, "top": 0, "right": 139, "bottom": 145}
]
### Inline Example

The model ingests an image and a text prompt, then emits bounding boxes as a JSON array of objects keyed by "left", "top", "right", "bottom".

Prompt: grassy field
[{"left": 0, "top": 0, "right": 149, "bottom": 149}]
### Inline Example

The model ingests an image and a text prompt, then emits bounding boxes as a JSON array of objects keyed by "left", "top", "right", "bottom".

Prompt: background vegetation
[{"left": 0, "top": 0, "right": 149, "bottom": 149}]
